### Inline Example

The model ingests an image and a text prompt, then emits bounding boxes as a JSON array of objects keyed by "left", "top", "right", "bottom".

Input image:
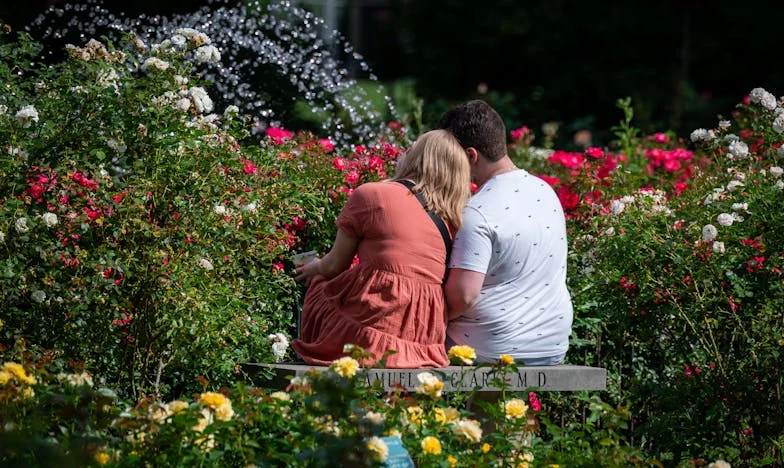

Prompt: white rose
[
  {"left": 773, "top": 114, "right": 784, "bottom": 133},
  {"left": 15, "top": 105, "right": 40, "bottom": 128},
  {"left": 107, "top": 138, "right": 127, "bottom": 154},
  {"left": 15, "top": 217, "right": 29, "bottom": 233},
  {"left": 718, "top": 120, "right": 731, "bottom": 129},
  {"left": 749, "top": 87, "right": 777, "bottom": 110},
  {"left": 198, "top": 258, "right": 214, "bottom": 270},
  {"left": 731, "top": 203, "right": 748, "bottom": 212},
  {"left": 142, "top": 57, "right": 170, "bottom": 72},
  {"left": 690, "top": 128, "right": 709, "bottom": 142},
  {"left": 31, "top": 290, "right": 47, "bottom": 303},
  {"left": 175, "top": 98, "right": 191, "bottom": 111},
  {"left": 364, "top": 411, "right": 385, "bottom": 425},
  {"left": 174, "top": 75, "right": 189, "bottom": 86},
  {"left": 701, "top": 224, "right": 718, "bottom": 242},
  {"left": 610, "top": 199, "right": 625, "bottom": 215},
  {"left": 770, "top": 166, "right": 783, "bottom": 178},
  {"left": 726, "top": 180, "right": 744, "bottom": 192},
  {"left": 716, "top": 213, "right": 734, "bottom": 227},
  {"left": 42, "top": 212, "right": 58, "bottom": 227},
  {"left": 712, "top": 241, "right": 725, "bottom": 254},
  {"left": 224, "top": 105, "right": 239, "bottom": 116},
  {"left": 213, "top": 204, "right": 227, "bottom": 215},
  {"left": 194, "top": 45, "right": 221, "bottom": 64},
  {"left": 776, "top": 180, "right": 784, "bottom": 190},
  {"left": 188, "top": 86, "right": 213, "bottom": 113},
  {"left": 728, "top": 141, "right": 748, "bottom": 159},
  {"left": 169, "top": 34, "right": 187, "bottom": 48}
]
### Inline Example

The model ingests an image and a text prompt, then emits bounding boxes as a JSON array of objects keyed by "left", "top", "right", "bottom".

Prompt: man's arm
[{"left": 445, "top": 268, "right": 485, "bottom": 321}]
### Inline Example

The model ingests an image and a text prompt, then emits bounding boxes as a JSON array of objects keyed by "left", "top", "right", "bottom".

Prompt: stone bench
[{"left": 241, "top": 363, "right": 606, "bottom": 392}]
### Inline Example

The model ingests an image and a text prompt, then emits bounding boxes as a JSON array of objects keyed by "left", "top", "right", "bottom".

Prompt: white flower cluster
[
  {"left": 188, "top": 87, "right": 214, "bottom": 113},
  {"left": 268, "top": 333, "right": 290, "bottom": 361},
  {"left": 690, "top": 128, "right": 715, "bottom": 143},
  {"left": 31, "top": 290, "right": 47, "bottom": 303},
  {"left": 57, "top": 372, "right": 94, "bottom": 387},
  {"left": 727, "top": 140, "right": 749, "bottom": 159},
  {"left": 65, "top": 39, "right": 125, "bottom": 62},
  {"left": 142, "top": 57, "right": 170, "bottom": 72},
  {"left": 773, "top": 111, "right": 784, "bottom": 133},
  {"left": 96, "top": 68, "right": 120, "bottom": 92},
  {"left": 15, "top": 105, "right": 39, "bottom": 128},
  {"left": 15, "top": 217, "right": 29, "bottom": 233},
  {"left": 176, "top": 28, "right": 212, "bottom": 47},
  {"left": 749, "top": 87, "right": 778, "bottom": 110},
  {"left": 194, "top": 45, "right": 221, "bottom": 64}
]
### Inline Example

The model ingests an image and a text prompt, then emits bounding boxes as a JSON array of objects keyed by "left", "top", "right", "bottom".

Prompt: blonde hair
[{"left": 393, "top": 129, "right": 471, "bottom": 230}]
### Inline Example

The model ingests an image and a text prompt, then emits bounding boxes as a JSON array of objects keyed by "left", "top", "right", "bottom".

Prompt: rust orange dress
[{"left": 291, "top": 181, "right": 450, "bottom": 368}]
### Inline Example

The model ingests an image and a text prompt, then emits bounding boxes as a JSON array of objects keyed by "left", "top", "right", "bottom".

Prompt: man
[{"left": 437, "top": 100, "right": 573, "bottom": 365}]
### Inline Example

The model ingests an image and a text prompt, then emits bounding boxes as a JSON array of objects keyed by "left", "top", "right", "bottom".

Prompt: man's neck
[{"left": 476, "top": 156, "right": 518, "bottom": 187}]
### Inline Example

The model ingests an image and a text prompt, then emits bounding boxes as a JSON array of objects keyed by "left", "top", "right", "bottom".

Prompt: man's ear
[{"left": 465, "top": 147, "right": 479, "bottom": 165}]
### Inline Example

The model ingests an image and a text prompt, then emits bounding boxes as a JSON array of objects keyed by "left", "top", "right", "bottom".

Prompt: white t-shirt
[{"left": 446, "top": 169, "right": 573, "bottom": 362}]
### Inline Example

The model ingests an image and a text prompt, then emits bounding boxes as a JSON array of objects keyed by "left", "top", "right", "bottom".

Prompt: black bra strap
[{"left": 394, "top": 180, "right": 453, "bottom": 268}]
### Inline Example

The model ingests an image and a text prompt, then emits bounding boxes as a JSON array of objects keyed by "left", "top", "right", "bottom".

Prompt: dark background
[{"left": 3, "top": 0, "right": 783, "bottom": 144}]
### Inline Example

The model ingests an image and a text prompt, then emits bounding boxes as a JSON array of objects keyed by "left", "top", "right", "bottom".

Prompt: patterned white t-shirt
[{"left": 446, "top": 169, "right": 573, "bottom": 362}]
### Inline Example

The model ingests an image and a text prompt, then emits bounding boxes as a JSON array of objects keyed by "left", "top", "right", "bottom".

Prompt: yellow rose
[
  {"left": 499, "top": 354, "right": 515, "bottom": 366},
  {"left": 385, "top": 429, "right": 402, "bottom": 438},
  {"left": 515, "top": 451, "right": 535, "bottom": 468},
  {"left": 213, "top": 402, "right": 234, "bottom": 421},
  {"left": 3, "top": 362, "right": 36, "bottom": 385},
  {"left": 447, "top": 454, "right": 458, "bottom": 467},
  {"left": 503, "top": 398, "right": 529, "bottom": 419},
  {"left": 452, "top": 418, "right": 482, "bottom": 443},
  {"left": 199, "top": 391, "right": 228, "bottom": 409},
  {"left": 415, "top": 372, "right": 444, "bottom": 398},
  {"left": 0, "top": 370, "right": 11, "bottom": 385},
  {"left": 21, "top": 387, "right": 35, "bottom": 399},
  {"left": 448, "top": 345, "right": 476, "bottom": 365},
  {"left": 166, "top": 400, "right": 190, "bottom": 413},
  {"left": 94, "top": 452, "right": 110, "bottom": 466},
  {"left": 434, "top": 407, "right": 459, "bottom": 425},
  {"left": 405, "top": 406, "right": 424, "bottom": 425},
  {"left": 193, "top": 408, "right": 213, "bottom": 432},
  {"left": 481, "top": 443, "right": 491, "bottom": 453},
  {"left": 331, "top": 356, "right": 359, "bottom": 378},
  {"left": 366, "top": 436, "right": 389, "bottom": 462},
  {"left": 270, "top": 391, "right": 291, "bottom": 402},
  {"left": 421, "top": 436, "right": 442, "bottom": 455}
]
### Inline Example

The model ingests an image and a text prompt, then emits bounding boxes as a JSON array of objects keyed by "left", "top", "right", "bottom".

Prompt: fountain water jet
[{"left": 26, "top": 0, "right": 397, "bottom": 147}]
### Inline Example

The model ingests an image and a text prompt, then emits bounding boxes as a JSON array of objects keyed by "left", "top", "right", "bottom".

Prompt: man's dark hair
[{"left": 436, "top": 100, "right": 507, "bottom": 162}]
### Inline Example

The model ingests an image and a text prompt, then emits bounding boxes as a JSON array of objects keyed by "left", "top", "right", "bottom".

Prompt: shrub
[
  {"left": 508, "top": 90, "right": 784, "bottom": 464},
  {"left": 0, "top": 30, "right": 405, "bottom": 398}
]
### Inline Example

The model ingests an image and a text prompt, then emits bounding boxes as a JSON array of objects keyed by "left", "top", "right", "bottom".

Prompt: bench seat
[{"left": 241, "top": 363, "right": 606, "bottom": 392}]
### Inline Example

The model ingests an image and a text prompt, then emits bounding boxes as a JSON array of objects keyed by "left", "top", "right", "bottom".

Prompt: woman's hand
[{"left": 294, "top": 258, "right": 322, "bottom": 287}]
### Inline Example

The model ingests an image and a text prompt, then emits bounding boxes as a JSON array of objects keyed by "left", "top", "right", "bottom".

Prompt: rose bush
[
  {"left": 0, "top": 30, "right": 404, "bottom": 398},
  {"left": 509, "top": 90, "right": 783, "bottom": 464},
  {"left": 0, "top": 347, "right": 661, "bottom": 467}
]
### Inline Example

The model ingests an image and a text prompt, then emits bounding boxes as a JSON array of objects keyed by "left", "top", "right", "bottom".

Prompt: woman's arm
[{"left": 294, "top": 228, "right": 358, "bottom": 286}]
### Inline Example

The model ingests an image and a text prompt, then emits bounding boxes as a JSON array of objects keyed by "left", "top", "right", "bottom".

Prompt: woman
[{"left": 292, "top": 129, "right": 471, "bottom": 367}]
